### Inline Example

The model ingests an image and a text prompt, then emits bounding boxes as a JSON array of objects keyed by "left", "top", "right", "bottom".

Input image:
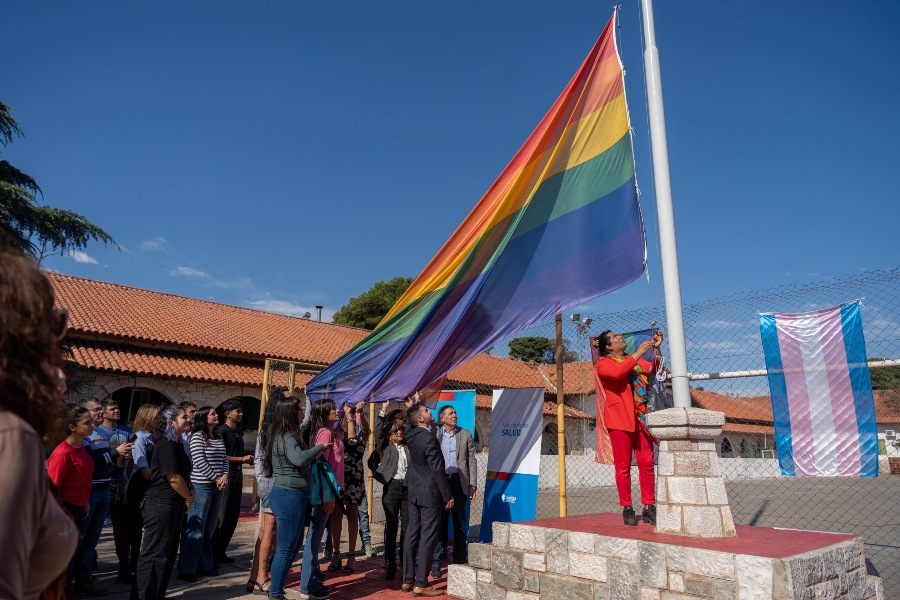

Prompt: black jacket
[{"left": 404, "top": 426, "right": 452, "bottom": 508}]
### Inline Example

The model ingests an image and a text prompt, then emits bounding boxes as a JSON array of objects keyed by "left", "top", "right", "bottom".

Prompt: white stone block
[
  {"left": 493, "top": 523, "right": 509, "bottom": 548},
  {"left": 646, "top": 408, "right": 689, "bottom": 426},
  {"left": 568, "top": 552, "right": 608, "bottom": 582},
  {"left": 705, "top": 478, "right": 728, "bottom": 505},
  {"left": 639, "top": 588, "right": 661, "bottom": 600},
  {"left": 656, "top": 477, "right": 668, "bottom": 503},
  {"left": 667, "top": 477, "right": 708, "bottom": 505},
  {"left": 658, "top": 452, "right": 674, "bottom": 476},
  {"left": 686, "top": 425, "right": 723, "bottom": 439},
  {"left": 652, "top": 426, "right": 691, "bottom": 439},
  {"left": 669, "top": 572, "right": 685, "bottom": 592},
  {"left": 697, "top": 441, "right": 716, "bottom": 451},
  {"left": 569, "top": 531, "right": 595, "bottom": 554},
  {"left": 506, "top": 592, "right": 539, "bottom": 600},
  {"left": 655, "top": 504, "right": 682, "bottom": 534},
  {"left": 721, "top": 507, "right": 736, "bottom": 537},
  {"left": 477, "top": 570, "right": 493, "bottom": 583},
  {"left": 595, "top": 536, "right": 639, "bottom": 560},
  {"left": 736, "top": 555, "right": 774, "bottom": 600},
  {"left": 708, "top": 454, "right": 722, "bottom": 477},
  {"left": 509, "top": 524, "right": 546, "bottom": 552},
  {"left": 685, "top": 548, "right": 735, "bottom": 580},
  {"left": 523, "top": 552, "right": 546, "bottom": 572},
  {"left": 674, "top": 453, "right": 711, "bottom": 477},
  {"left": 684, "top": 506, "right": 725, "bottom": 538},
  {"left": 448, "top": 564, "right": 477, "bottom": 600}
]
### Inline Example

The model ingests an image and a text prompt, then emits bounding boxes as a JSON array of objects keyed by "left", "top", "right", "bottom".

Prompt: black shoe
[
  {"left": 311, "top": 584, "right": 330, "bottom": 594},
  {"left": 177, "top": 572, "right": 199, "bottom": 583},
  {"left": 642, "top": 504, "right": 657, "bottom": 525},
  {"left": 198, "top": 568, "right": 220, "bottom": 576},
  {"left": 386, "top": 563, "right": 396, "bottom": 580},
  {"left": 116, "top": 568, "right": 133, "bottom": 584},
  {"left": 623, "top": 506, "right": 638, "bottom": 526},
  {"left": 216, "top": 554, "right": 235, "bottom": 564},
  {"left": 431, "top": 567, "right": 442, "bottom": 579}
]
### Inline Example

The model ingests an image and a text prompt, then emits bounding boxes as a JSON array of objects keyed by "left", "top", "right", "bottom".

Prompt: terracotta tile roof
[
  {"left": 50, "top": 272, "right": 367, "bottom": 364},
  {"left": 447, "top": 354, "right": 547, "bottom": 390},
  {"left": 67, "top": 339, "right": 322, "bottom": 388},
  {"left": 690, "top": 391, "right": 774, "bottom": 423},
  {"left": 722, "top": 423, "right": 775, "bottom": 435},
  {"left": 473, "top": 393, "right": 593, "bottom": 420},
  {"left": 536, "top": 361, "right": 596, "bottom": 396}
]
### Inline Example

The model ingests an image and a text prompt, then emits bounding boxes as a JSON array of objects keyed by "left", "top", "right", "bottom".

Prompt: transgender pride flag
[{"left": 759, "top": 301, "right": 879, "bottom": 477}]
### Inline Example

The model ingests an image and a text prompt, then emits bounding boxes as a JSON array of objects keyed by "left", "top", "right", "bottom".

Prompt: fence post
[
  {"left": 556, "top": 314, "right": 567, "bottom": 517},
  {"left": 367, "top": 401, "right": 376, "bottom": 522},
  {"left": 258, "top": 358, "right": 272, "bottom": 430}
]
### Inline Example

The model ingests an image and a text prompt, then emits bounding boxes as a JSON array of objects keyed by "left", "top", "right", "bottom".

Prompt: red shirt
[
  {"left": 47, "top": 440, "right": 93, "bottom": 507},
  {"left": 596, "top": 355, "right": 655, "bottom": 433}
]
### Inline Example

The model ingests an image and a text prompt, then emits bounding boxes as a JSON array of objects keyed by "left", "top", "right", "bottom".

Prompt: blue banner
[
  {"left": 479, "top": 387, "right": 544, "bottom": 543},
  {"left": 429, "top": 390, "right": 477, "bottom": 542}
]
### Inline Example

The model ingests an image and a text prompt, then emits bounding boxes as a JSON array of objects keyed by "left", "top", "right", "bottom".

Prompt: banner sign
[
  {"left": 759, "top": 301, "right": 879, "bottom": 477},
  {"left": 479, "top": 387, "right": 544, "bottom": 543}
]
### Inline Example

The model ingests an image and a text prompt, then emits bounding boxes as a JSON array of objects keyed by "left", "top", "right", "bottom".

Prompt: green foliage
[
  {"left": 508, "top": 336, "right": 578, "bottom": 364},
  {"left": 869, "top": 358, "right": 900, "bottom": 391},
  {"left": 332, "top": 277, "right": 413, "bottom": 330},
  {"left": 0, "top": 101, "right": 116, "bottom": 259}
]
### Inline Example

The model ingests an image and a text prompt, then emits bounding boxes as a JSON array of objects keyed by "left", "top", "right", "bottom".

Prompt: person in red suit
[{"left": 594, "top": 330, "right": 664, "bottom": 526}]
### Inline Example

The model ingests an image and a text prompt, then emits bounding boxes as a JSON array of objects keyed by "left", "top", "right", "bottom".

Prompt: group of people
[{"left": 1, "top": 241, "right": 664, "bottom": 600}]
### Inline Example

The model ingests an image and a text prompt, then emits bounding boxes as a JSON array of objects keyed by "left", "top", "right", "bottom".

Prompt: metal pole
[
  {"left": 367, "top": 401, "right": 376, "bottom": 522},
  {"left": 641, "top": 0, "right": 691, "bottom": 409},
  {"left": 555, "top": 314, "right": 567, "bottom": 517}
]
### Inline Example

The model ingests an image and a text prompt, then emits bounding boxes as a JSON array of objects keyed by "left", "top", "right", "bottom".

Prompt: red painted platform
[
  {"left": 281, "top": 559, "right": 450, "bottom": 599},
  {"left": 520, "top": 513, "right": 857, "bottom": 559}
]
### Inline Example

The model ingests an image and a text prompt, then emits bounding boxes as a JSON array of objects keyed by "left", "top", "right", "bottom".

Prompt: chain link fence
[{"left": 367, "top": 266, "right": 900, "bottom": 595}]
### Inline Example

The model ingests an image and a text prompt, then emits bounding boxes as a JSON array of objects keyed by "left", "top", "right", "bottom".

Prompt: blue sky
[{"left": 4, "top": 1, "right": 899, "bottom": 325}]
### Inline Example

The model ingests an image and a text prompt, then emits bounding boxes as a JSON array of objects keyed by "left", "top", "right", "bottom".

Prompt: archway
[
  {"left": 216, "top": 395, "right": 262, "bottom": 433},
  {"left": 721, "top": 437, "right": 734, "bottom": 458},
  {"left": 541, "top": 422, "right": 568, "bottom": 455},
  {"left": 108, "top": 387, "right": 174, "bottom": 425}
]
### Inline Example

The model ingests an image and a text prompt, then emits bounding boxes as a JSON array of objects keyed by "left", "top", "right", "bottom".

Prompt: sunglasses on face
[{"left": 52, "top": 308, "right": 69, "bottom": 340}]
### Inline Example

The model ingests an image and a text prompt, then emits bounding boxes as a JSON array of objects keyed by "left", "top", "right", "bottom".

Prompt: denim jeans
[
  {"left": 301, "top": 504, "right": 329, "bottom": 594},
  {"left": 75, "top": 488, "right": 110, "bottom": 584},
  {"left": 268, "top": 486, "right": 309, "bottom": 598},
  {"left": 179, "top": 483, "right": 224, "bottom": 574},
  {"left": 357, "top": 493, "right": 372, "bottom": 547}
]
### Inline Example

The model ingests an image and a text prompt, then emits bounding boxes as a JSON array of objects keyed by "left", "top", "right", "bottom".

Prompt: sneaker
[
  {"left": 641, "top": 504, "right": 657, "bottom": 525},
  {"left": 364, "top": 542, "right": 378, "bottom": 557},
  {"left": 623, "top": 506, "right": 638, "bottom": 526},
  {"left": 177, "top": 572, "right": 199, "bottom": 583},
  {"left": 299, "top": 588, "right": 329, "bottom": 599},
  {"left": 431, "top": 567, "right": 442, "bottom": 579},
  {"left": 73, "top": 581, "right": 107, "bottom": 596}
]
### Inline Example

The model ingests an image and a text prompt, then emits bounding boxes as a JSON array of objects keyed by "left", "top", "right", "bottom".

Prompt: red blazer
[{"left": 596, "top": 355, "right": 654, "bottom": 432}]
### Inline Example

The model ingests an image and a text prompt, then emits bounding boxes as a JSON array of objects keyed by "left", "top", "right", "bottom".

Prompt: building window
[{"left": 721, "top": 437, "right": 733, "bottom": 457}]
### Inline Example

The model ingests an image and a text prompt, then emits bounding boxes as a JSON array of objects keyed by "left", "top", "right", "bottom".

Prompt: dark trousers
[
  {"left": 212, "top": 470, "right": 242, "bottom": 558},
  {"left": 63, "top": 502, "right": 87, "bottom": 589},
  {"left": 381, "top": 480, "right": 408, "bottom": 565},
  {"left": 131, "top": 499, "right": 183, "bottom": 600},
  {"left": 403, "top": 500, "right": 441, "bottom": 588},
  {"left": 109, "top": 480, "right": 129, "bottom": 571},
  {"left": 437, "top": 473, "right": 468, "bottom": 564}
]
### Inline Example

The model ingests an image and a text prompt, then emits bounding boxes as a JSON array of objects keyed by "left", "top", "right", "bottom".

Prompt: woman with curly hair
[
  {"left": 0, "top": 245, "right": 78, "bottom": 599},
  {"left": 131, "top": 405, "right": 193, "bottom": 600}
]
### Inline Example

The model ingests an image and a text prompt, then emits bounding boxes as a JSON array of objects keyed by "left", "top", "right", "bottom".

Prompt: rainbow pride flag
[{"left": 307, "top": 14, "right": 645, "bottom": 405}]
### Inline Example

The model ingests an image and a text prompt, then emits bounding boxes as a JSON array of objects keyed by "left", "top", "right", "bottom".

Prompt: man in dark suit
[{"left": 402, "top": 403, "right": 453, "bottom": 597}]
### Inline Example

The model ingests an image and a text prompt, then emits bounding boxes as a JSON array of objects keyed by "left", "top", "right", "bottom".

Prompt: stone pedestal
[
  {"left": 646, "top": 407, "right": 736, "bottom": 538},
  {"left": 447, "top": 515, "right": 884, "bottom": 600}
]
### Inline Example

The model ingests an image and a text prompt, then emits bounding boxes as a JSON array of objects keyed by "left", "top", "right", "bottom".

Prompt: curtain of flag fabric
[
  {"left": 759, "top": 302, "right": 879, "bottom": 477},
  {"left": 307, "top": 13, "right": 645, "bottom": 406}
]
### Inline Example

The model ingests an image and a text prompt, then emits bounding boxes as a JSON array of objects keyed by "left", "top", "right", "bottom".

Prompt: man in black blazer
[{"left": 402, "top": 403, "right": 453, "bottom": 597}]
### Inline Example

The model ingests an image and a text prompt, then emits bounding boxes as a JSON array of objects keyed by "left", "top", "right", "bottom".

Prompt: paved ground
[{"left": 92, "top": 476, "right": 900, "bottom": 598}]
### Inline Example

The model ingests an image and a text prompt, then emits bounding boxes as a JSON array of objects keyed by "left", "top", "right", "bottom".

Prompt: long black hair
[
  {"left": 189, "top": 405, "right": 219, "bottom": 446},
  {"left": 259, "top": 387, "right": 286, "bottom": 455},
  {"left": 263, "top": 395, "right": 306, "bottom": 478},
  {"left": 152, "top": 405, "right": 184, "bottom": 443},
  {"left": 307, "top": 399, "right": 336, "bottom": 446}
]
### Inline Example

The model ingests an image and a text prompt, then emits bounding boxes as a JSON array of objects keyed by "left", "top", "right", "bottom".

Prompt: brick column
[{"left": 646, "top": 407, "right": 737, "bottom": 538}]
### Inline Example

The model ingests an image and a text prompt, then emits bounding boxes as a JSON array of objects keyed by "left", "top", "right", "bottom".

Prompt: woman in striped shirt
[{"left": 178, "top": 406, "right": 228, "bottom": 581}]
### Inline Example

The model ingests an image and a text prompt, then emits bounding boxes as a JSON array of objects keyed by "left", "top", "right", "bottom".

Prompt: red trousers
[{"left": 609, "top": 427, "right": 656, "bottom": 507}]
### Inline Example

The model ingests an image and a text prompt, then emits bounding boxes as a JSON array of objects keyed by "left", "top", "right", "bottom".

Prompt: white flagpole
[{"left": 640, "top": 0, "right": 691, "bottom": 409}]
